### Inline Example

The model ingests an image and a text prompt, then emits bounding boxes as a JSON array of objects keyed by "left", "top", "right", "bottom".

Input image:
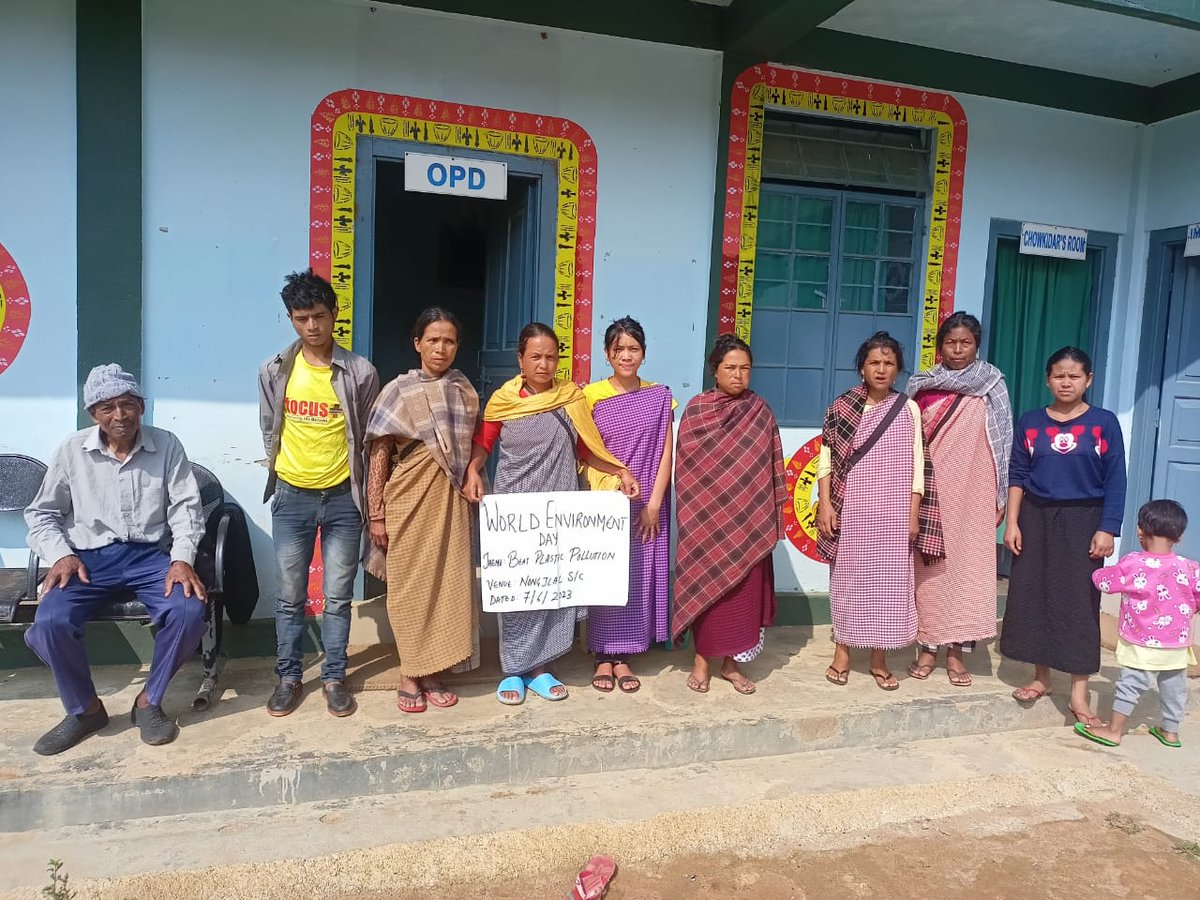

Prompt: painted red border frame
[
  {"left": 718, "top": 64, "right": 968, "bottom": 336},
  {"left": 309, "top": 89, "right": 599, "bottom": 383},
  {"left": 0, "top": 242, "right": 31, "bottom": 376}
]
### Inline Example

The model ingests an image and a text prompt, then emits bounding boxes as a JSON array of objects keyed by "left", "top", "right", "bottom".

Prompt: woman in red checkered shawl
[
  {"left": 672, "top": 335, "right": 787, "bottom": 696},
  {"left": 817, "top": 332, "right": 944, "bottom": 691}
]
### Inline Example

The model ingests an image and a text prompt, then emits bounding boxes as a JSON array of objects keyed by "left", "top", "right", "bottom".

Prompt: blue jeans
[
  {"left": 271, "top": 479, "right": 362, "bottom": 683},
  {"left": 25, "top": 543, "right": 207, "bottom": 715}
]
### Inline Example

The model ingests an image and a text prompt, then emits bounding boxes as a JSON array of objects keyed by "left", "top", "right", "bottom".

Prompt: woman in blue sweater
[{"left": 1000, "top": 347, "right": 1126, "bottom": 726}]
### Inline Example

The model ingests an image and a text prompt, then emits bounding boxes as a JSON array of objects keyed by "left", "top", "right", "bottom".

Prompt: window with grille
[{"left": 749, "top": 186, "right": 926, "bottom": 427}]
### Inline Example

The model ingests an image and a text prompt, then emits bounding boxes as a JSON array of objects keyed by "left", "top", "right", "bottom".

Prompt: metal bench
[{"left": 0, "top": 454, "right": 253, "bottom": 710}]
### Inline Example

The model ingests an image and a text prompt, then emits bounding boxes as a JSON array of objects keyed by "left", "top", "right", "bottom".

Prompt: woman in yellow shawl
[{"left": 465, "top": 322, "right": 640, "bottom": 705}]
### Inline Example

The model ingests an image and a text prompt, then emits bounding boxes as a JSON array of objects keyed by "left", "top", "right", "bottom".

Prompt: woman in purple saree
[{"left": 583, "top": 317, "right": 674, "bottom": 693}]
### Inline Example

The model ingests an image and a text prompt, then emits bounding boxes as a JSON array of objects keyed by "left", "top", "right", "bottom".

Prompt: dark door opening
[{"left": 370, "top": 159, "right": 542, "bottom": 400}]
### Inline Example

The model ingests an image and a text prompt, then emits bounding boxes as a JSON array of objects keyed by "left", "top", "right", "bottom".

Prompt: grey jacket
[{"left": 258, "top": 340, "right": 380, "bottom": 517}]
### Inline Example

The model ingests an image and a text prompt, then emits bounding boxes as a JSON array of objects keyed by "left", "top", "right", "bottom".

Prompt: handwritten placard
[{"left": 479, "top": 491, "right": 630, "bottom": 613}]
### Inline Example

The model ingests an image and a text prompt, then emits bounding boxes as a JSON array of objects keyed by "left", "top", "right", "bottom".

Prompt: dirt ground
[{"left": 370, "top": 814, "right": 1200, "bottom": 900}]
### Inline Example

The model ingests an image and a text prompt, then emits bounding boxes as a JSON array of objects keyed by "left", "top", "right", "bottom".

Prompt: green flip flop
[
  {"left": 1149, "top": 726, "right": 1182, "bottom": 748},
  {"left": 1074, "top": 721, "right": 1119, "bottom": 747}
]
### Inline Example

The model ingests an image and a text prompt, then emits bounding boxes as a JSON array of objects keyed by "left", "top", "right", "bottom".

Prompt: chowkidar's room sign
[{"left": 479, "top": 492, "right": 630, "bottom": 613}]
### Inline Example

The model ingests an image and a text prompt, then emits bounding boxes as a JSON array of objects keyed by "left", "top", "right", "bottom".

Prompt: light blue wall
[
  {"left": 0, "top": 0, "right": 78, "bottom": 566},
  {"left": 141, "top": 0, "right": 722, "bottom": 605}
]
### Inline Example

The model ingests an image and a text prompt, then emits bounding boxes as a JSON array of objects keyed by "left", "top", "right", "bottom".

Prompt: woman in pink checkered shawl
[
  {"left": 817, "top": 331, "right": 943, "bottom": 691},
  {"left": 672, "top": 335, "right": 787, "bottom": 696}
]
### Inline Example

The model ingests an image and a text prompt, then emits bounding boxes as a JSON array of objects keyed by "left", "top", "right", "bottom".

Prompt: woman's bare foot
[
  {"left": 945, "top": 647, "right": 971, "bottom": 686},
  {"left": 1012, "top": 680, "right": 1052, "bottom": 702},
  {"left": 397, "top": 675, "right": 426, "bottom": 712},
  {"left": 1069, "top": 704, "right": 1103, "bottom": 727},
  {"left": 612, "top": 661, "right": 640, "bottom": 693},
  {"left": 530, "top": 666, "right": 567, "bottom": 698},
  {"left": 687, "top": 655, "right": 710, "bottom": 693},
  {"left": 719, "top": 657, "right": 756, "bottom": 694},
  {"left": 419, "top": 677, "right": 458, "bottom": 708},
  {"left": 907, "top": 648, "right": 937, "bottom": 680}
]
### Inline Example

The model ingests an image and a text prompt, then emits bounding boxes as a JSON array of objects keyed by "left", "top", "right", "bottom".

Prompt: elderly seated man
[{"left": 24, "top": 363, "right": 208, "bottom": 755}]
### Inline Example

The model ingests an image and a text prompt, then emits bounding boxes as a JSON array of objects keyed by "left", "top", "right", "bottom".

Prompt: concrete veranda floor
[
  {"left": 1, "top": 627, "right": 1189, "bottom": 822},
  {"left": 2, "top": 627, "right": 1199, "bottom": 897}
]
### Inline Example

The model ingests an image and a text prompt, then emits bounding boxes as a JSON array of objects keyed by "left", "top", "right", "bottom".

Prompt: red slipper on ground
[{"left": 570, "top": 854, "right": 617, "bottom": 900}]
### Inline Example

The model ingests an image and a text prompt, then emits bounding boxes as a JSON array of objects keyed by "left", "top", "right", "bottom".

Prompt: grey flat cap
[{"left": 84, "top": 363, "right": 144, "bottom": 409}]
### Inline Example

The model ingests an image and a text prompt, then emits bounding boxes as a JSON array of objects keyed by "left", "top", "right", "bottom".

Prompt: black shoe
[
  {"left": 267, "top": 679, "right": 303, "bottom": 717},
  {"left": 322, "top": 681, "right": 356, "bottom": 717},
  {"left": 130, "top": 702, "right": 179, "bottom": 746},
  {"left": 33, "top": 703, "right": 109, "bottom": 756}
]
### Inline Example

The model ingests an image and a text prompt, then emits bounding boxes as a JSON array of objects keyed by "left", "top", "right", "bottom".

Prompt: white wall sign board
[
  {"left": 1185, "top": 222, "right": 1200, "bottom": 258},
  {"left": 1020, "top": 222, "right": 1088, "bottom": 260},
  {"left": 404, "top": 152, "right": 507, "bottom": 199},
  {"left": 479, "top": 491, "right": 629, "bottom": 613}
]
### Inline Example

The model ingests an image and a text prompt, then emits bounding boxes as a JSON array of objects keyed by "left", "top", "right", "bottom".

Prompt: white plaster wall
[
  {"left": 1145, "top": 111, "right": 1200, "bottom": 232},
  {"left": 0, "top": 0, "right": 77, "bottom": 565},
  {"left": 141, "top": 0, "right": 721, "bottom": 605}
]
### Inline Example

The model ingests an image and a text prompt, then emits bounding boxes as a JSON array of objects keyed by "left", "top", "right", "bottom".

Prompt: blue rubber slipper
[
  {"left": 1074, "top": 721, "right": 1118, "bottom": 747},
  {"left": 524, "top": 673, "right": 568, "bottom": 701},
  {"left": 496, "top": 676, "right": 526, "bottom": 706},
  {"left": 1150, "top": 726, "right": 1182, "bottom": 748}
]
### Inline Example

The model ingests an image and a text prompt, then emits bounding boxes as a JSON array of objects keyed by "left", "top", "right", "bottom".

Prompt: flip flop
[
  {"left": 592, "top": 662, "right": 615, "bottom": 693},
  {"left": 613, "top": 661, "right": 640, "bottom": 694},
  {"left": 947, "top": 668, "right": 972, "bottom": 687},
  {"left": 824, "top": 667, "right": 848, "bottom": 686},
  {"left": 421, "top": 682, "right": 458, "bottom": 709},
  {"left": 907, "top": 662, "right": 936, "bottom": 681},
  {"left": 720, "top": 673, "right": 756, "bottom": 695},
  {"left": 396, "top": 689, "right": 426, "bottom": 713},
  {"left": 1150, "top": 726, "right": 1182, "bottom": 748},
  {"left": 1012, "top": 685, "right": 1052, "bottom": 703},
  {"left": 686, "top": 673, "right": 710, "bottom": 693},
  {"left": 1074, "top": 721, "right": 1118, "bottom": 747},
  {"left": 496, "top": 676, "right": 526, "bottom": 706},
  {"left": 524, "top": 673, "right": 568, "bottom": 701},
  {"left": 571, "top": 854, "right": 617, "bottom": 900},
  {"left": 1069, "top": 707, "right": 1104, "bottom": 727},
  {"left": 870, "top": 669, "right": 900, "bottom": 691}
]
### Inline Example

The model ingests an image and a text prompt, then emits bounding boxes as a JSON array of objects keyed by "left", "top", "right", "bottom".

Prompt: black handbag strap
[{"left": 843, "top": 393, "right": 907, "bottom": 476}]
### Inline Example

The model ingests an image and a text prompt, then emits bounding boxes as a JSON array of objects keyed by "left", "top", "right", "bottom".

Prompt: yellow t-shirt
[{"left": 274, "top": 354, "right": 351, "bottom": 490}]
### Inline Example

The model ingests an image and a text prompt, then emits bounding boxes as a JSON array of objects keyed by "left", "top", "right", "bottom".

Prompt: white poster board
[
  {"left": 479, "top": 491, "right": 630, "bottom": 613},
  {"left": 1020, "top": 222, "right": 1088, "bottom": 260}
]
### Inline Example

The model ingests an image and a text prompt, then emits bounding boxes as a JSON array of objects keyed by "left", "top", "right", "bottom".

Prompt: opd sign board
[
  {"left": 405, "top": 152, "right": 507, "bottom": 200},
  {"left": 479, "top": 491, "right": 629, "bottom": 613},
  {"left": 1020, "top": 222, "right": 1088, "bottom": 260}
]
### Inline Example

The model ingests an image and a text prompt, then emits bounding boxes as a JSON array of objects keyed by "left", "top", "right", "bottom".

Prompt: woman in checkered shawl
[
  {"left": 905, "top": 313, "right": 1011, "bottom": 687},
  {"left": 672, "top": 335, "right": 787, "bottom": 696},
  {"left": 817, "top": 332, "right": 943, "bottom": 691},
  {"left": 365, "top": 308, "right": 480, "bottom": 713}
]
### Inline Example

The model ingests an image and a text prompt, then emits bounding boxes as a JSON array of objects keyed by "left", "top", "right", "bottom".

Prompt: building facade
[{"left": 1, "top": 0, "right": 1198, "bottom": 622}]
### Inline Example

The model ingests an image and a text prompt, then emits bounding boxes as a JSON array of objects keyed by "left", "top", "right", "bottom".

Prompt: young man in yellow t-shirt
[{"left": 258, "top": 269, "right": 379, "bottom": 717}]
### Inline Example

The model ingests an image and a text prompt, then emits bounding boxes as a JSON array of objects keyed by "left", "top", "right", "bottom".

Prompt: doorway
[
  {"left": 354, "top": 138, "right": 556, "bottom": 400},
  {"left": 983, "top": 223, "right": 1117, "bottom": 421},
  {"left": 1130, "top": 230, "right": 1200, "bottom": 560}
]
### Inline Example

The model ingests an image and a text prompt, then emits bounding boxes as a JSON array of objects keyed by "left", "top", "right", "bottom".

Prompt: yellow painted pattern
[{"left": 738, "top": 85, "right": 955, "bottom": 370}]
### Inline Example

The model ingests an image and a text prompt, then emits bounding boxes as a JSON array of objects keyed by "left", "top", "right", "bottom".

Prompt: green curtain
[{"left": 989, "top": 239, "right": 1095, "bottom": 420}]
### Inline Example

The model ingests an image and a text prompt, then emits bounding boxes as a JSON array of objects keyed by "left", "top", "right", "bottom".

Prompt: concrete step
[
  {"left": 0, "top": 627, "right": 1190, "bottom": 833},
  {"left": 3, "top": 719, "right": 1199, "bottom": 898}
]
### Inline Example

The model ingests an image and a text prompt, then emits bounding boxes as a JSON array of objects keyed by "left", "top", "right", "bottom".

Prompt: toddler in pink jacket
[{"left": 1076, "top": 499, "right": 1198, "bottom": 749}]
